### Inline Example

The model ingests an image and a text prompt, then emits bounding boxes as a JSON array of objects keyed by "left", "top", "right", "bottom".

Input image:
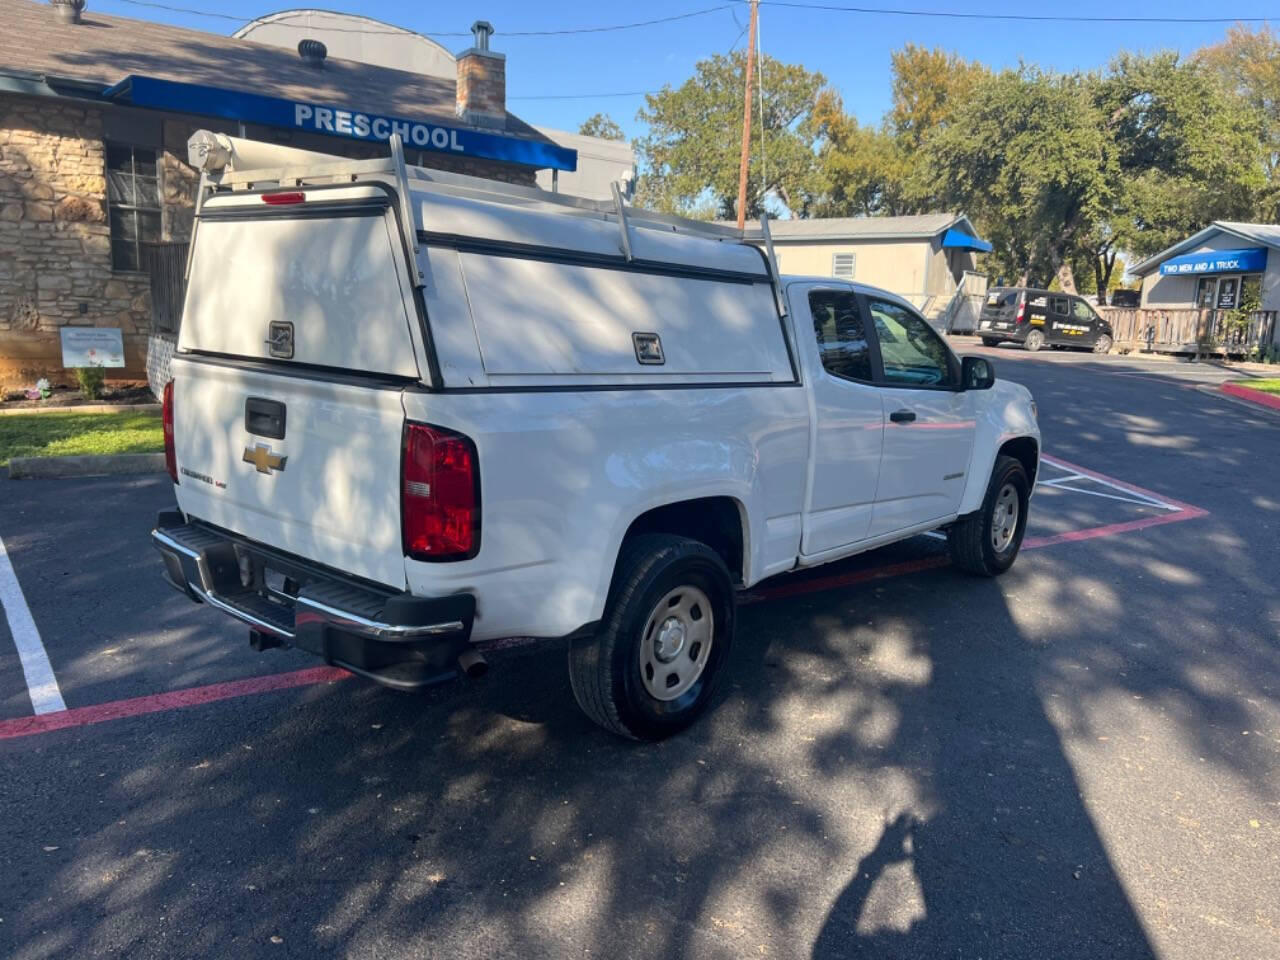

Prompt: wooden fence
[{"left": 1100, "top": 307, "right": 1278, "bottom": 357}]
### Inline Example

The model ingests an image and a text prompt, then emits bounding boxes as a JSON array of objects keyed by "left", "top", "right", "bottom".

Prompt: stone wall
[{"left": 0, "top": 95, "right": 152, "bottom": 389}]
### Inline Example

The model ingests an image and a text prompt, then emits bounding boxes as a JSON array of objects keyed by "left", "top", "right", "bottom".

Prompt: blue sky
[{"left": 94, "top": 0, "right": 1269, "bottom": 138}]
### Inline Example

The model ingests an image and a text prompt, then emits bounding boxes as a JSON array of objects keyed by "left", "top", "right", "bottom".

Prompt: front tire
[
  {"left": 981, "top": 337, "right": 1000, "bottom": 347},
  {"left": 1023, "top": 329, "right": 1045, "bottom": 352},
  {"left": 568, "top": 534, "right": 735, "bottom": 740},
  {"left": 1093, "top": 334, "right": 1113, "bottom": 354},
  {"left": 948, "top": 455, "right": 1030, "bottom": 576}
]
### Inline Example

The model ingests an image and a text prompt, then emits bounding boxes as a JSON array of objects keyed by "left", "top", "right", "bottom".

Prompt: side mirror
[{"left": 961, "top": 355, "right": 996, "bottom": 390}]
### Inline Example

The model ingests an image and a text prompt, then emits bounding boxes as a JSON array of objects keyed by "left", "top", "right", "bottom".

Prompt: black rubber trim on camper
[
  {"left": 420, "top": 231, "right": 769, "bottom": 286},
  {"left": 197, "top": 200, "right": 389, "bottom": 223},
  {"left": 177, "top": 350, "right": 418, "bottom": 391},
  {"left": 410, "top": 380, "right": 807, "bottom": 396}
]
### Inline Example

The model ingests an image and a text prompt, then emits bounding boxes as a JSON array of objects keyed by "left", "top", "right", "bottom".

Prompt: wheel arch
[
  {"left": 614, "top": 496, "right": 749, "bottom": 590},
  {"left": 958, "top": 430, "right": 1040, "bottom": 517}
]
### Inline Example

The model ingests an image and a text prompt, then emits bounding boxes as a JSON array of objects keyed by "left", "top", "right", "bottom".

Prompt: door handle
[{"left": 889, "top": 409, "right": 916, "bottom": 424}]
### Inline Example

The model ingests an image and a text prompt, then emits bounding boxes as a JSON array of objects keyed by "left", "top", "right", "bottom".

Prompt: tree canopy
[
  {"left": 628, "top": 28, "right": 1278, "bottom": 289},
  {"left": 577, "top": 113, "right": 626, "bottom": 142},
  {"left": 634, "top": 51, "right": 827, "bottom": 219}
]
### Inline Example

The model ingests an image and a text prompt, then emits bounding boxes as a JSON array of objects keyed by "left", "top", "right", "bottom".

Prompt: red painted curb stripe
[
  {"left": 0, "top": 665, "right": 350, "bottom": 741},
  {"left": 1221, "top": 382, "right": 1280, "bottom": 411}
]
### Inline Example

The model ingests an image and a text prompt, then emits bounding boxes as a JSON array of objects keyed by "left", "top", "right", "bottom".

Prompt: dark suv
[{"left": 978, "top": 288, "right": 1114, "bottom": 354}]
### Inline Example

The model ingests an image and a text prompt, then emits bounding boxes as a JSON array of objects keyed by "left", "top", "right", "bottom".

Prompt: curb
[
  {"left": 8, "top": 452, "right": 166, "bottom": 479},
  {"left": 1221, "top": 382, "right": 1280, "bottom": 412},
  {"left": 0, "top": 403, "right": 160, "bottom": 417},
  {"left": 1195, "top": 384, "right": 1280, "bottom": 419}
]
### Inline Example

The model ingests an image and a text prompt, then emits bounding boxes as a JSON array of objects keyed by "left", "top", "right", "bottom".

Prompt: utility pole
[{"left": 735, "top": 0, "right": 759, "bottom": 230}]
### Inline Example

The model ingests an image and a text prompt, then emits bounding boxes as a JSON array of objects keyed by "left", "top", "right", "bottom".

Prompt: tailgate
[
  {"left": 171, "top": 188, "right": 421, "bottom": 588},
  {"left": 171, "top": 358, "right": 408, "bottom": 588}
]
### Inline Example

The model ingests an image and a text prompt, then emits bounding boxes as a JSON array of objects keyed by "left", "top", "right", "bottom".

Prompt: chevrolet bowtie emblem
[{"left": 243, "top": 443, "right": 287, "bottom": 475}]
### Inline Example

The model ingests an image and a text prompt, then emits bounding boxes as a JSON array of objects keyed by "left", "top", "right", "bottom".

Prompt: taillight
[
  {"left": 402, "top": 423, "right": 480, "bottom": 561},
  {"left": 162, "top": 380, "right": 178, "bottom": 484},
  {"left": 1015, "top": 302, "right": 1027, "bottom": 324},
  {"left": 261, "top": 191, "right": 305, "bottom": 205}
]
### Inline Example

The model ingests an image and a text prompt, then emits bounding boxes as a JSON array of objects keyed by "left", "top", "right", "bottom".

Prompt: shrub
[{"left": 75, "top": 366, "right": 105, "bottom": 401}]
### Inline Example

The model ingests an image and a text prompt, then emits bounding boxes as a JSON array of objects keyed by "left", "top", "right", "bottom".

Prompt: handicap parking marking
[
  {"left": 0, "top": 452, "right": 1209, "bottom": 742},
  {"left": 0, "top": 532, "right": 66, "bottom": 715}
]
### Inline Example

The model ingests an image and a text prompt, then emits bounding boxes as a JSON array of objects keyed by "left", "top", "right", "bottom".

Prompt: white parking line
[
  {"left": 1037, "top": 482, "right": 1182, "bottom": 511},
  {"left": 0, "top": 534, "right": 66, "bottom": 715}
]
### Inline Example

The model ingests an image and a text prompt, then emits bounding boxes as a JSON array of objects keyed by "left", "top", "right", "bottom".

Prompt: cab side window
[
  {"left": 1070, "top": 299, "right": 1095, "bottom": 322},
  {"left": 866, "top": 298, "right": 955, "bottom": 387},
  {"left": 809, "top": 290, "right": 874, "bottom": 382}
]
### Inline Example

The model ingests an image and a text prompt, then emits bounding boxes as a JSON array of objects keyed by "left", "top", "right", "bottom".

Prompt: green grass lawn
[
  {"left": 0, "top": 411, "right": 163, "bottom": 467},
  {"left": 1234, "top": 378, "right": 1280, "bottom": 396}
]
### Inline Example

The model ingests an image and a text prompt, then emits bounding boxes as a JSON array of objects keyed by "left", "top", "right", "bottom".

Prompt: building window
[
  {"left": 832, "top": 252, "right": 855, "bottom": 279},
  {"left": 106, "top": 143, "right": 161, "bottom": 272}
]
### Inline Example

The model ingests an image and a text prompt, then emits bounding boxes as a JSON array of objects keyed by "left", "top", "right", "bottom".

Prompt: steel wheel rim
[
  {"left": 1026, "top": 331, "right": 1043, "bottom": 349},
  {"left": 991, "top": 482, "right": 1020, "bottom": 553},
  {"left": 639, "top": 585, "right": 714, "bottom": 701}
]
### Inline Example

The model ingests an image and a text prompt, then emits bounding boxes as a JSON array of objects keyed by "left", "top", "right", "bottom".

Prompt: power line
[
  {"left": 100, "top": 0, "right": 737, "bottom": 38},
  {"left": 759, "top": 1, "right": 1276, "bottom": 24},
  {"left": 510, "top": 90, "right": 659, "bottom": 101}
]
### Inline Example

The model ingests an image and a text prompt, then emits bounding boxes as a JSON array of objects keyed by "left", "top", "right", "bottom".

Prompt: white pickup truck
[{"left": 153, "top": 132, "right": 1039, "bottom": 740}]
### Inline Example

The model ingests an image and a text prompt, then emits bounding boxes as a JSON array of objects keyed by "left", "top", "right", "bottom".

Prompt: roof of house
[
  {"left": 1131, "top": 221, "right": 1280, "bottom": 276},
  {"left": 0, "top": 0, "right": 544, "bottom": 141},
  {"left": 720, "top": 213, "right": 979, "bottom": 242}
]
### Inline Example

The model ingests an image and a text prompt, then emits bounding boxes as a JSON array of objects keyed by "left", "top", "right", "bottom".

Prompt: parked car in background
[{"left": 978, "top": 287, "right": 1114, "bottom": 354}]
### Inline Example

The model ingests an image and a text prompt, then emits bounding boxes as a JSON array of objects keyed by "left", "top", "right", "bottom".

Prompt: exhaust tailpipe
[{"left": 458, "top": 648, "right": 488, "bottom": 679}]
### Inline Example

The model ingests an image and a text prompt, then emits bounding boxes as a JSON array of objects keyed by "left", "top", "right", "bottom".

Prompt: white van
[{"left": 153, "top": 132, "right": 1040, "bottom": 739}]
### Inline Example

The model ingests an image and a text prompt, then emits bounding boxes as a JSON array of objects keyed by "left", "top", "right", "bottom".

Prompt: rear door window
[{"left": 809, "top": 289, "right": 873, "bottom": 382}]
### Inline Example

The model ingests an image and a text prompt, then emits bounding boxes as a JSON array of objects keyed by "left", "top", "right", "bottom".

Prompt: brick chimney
[{"left": 455, "top": 21, "right": 505, "bottom": 130}]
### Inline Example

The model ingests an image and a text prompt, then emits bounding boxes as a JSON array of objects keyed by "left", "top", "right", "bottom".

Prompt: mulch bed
[{"left": 1, "top": 383, "right": 155, "bottom": 409}]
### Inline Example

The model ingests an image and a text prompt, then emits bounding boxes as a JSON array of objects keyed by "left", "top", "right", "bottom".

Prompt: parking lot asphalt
[{"left": 1, "top": 351, "right": 1277, "bottom": 960}]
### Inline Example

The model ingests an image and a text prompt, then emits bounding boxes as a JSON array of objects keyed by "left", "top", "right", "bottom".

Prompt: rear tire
[
  {"left": 1023, "top": 329, "right": 1045, "bottom": 352},
  {"left": 948, "top": 455, "right": 1030, "bottom": 576},
  {"left": 568, "top": 534, "right": 735, "bottom": 740}
]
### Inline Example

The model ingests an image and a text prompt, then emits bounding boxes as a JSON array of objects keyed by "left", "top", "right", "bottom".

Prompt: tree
[
  {"left": 923, "top": 68, "right": 1115, "bottom": 292},
  {"left": 634, "top": 51, "right": 827, "bottom": 219},
  {"left": 809, "top": 91, "right": 912, "bottom": 217},
  {"left": 1096, "top": 51, "right": 1263, "bottom": 264},
  {"left": 1198, "top": 25, "right": 1280, "bottom": 221},
  {"left": 888, "top": 44, "right": 988, "bottom": 151},
  {"left": 578, "top": 113, "right": 626, "bottom": 142}
]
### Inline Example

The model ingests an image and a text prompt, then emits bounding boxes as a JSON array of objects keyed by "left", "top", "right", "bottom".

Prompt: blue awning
[
  {"left": 1159, "top": 247, "right": 1268, "bottom": 276},
  {"left": 941, "top": 227, "right": 993, "bottom": 253},
  {"left": 103, "top": 75, "right": 579, "bottom": 172}
]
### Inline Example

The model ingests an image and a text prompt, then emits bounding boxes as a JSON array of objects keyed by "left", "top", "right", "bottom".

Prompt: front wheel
[
  {"left": 1023, "top": 329, "right": 1045, "bottom": 352},
  {"left": 569, "top": 534, "right": 735, "bottom": 740},
  {"left": 948, "top": 455, "right": 1030, "bottom": 576},
  {"left": 1093, "top": 334, "right": 1113, "bottom": 354}
]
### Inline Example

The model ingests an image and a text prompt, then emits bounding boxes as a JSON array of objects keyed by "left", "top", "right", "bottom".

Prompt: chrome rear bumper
[{"left": 152, "top": 515, "right": 475, "bottom": 688}]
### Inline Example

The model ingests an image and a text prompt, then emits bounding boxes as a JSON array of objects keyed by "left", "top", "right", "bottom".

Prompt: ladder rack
[{"left": 188, "top": 130, "right": 790, "bottom": 310}]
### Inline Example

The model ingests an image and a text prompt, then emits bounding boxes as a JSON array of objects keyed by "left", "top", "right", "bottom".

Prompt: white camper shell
[{"left": 153, "top": 132, "right": 1040, "bottom": 740}]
